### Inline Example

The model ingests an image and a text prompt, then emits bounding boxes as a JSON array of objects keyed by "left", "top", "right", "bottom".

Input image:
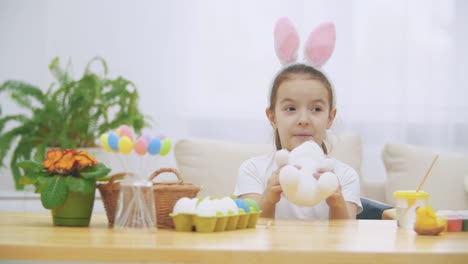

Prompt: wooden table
[{"left": 0, "top": 212, "right": 467, "bottom": 263}]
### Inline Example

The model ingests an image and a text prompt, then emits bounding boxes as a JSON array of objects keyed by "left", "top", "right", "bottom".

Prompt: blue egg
[
  {"left": 148, "top": 138, "right": 161, "bottom": 155},
  {"left": 107, "top": 132, "right": 119, "bottom": 151},
  {"left": 235, "top": 199, "right": 249, "bottom": 213}
]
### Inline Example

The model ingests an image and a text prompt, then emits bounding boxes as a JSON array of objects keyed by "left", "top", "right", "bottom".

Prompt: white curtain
[
  {"left": 341, "top": 0, "right": 467, "bottom": 150},
  {"left": 0, "top": 0, "right": 467, "bottom": 190},
  {"left": 334, "top": 0, "right": 468, "bottom": 183}
]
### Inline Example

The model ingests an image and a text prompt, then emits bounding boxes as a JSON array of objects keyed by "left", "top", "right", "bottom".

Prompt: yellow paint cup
[{"left": 393, "top": 190, "right": 429, "bottom": 229}]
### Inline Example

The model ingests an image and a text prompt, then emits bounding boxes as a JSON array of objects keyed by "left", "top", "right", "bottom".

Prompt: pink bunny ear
[
  {"left": 304, "top": 22, "right": 336, "bottom": 67},
  {"left": 274, "top": 17, "right": 300, "bottom": 65}
]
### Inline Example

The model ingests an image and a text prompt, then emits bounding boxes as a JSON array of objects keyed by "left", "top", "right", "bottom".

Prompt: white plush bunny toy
[{"left": 276, "top": 140, "right": 339, "bottom": 206}]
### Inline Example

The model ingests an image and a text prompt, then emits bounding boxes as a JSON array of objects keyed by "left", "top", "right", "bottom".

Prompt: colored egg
[
  {"left": 134, "top": 137, "right": 148, "bottom": 155},
  {"left": 100, "top": 133, "right": 112, "bottom": 152},
  {"left": 148, "top": 138, "right": 161, "bottom": 155},
  {"left": 243, "top": 198, "right": 260, "bottom": 212},
  {"left": 141, "top": 133, "right": 152, "bottom": 143},
  {"left": 235, "top": 199, "right": 249, "bottom": 213},
  {"left": 119, "top": 125, "right": 133, "bottom": 140},
  {"left": 118, "top": 136, "right": 134, "bottom": 154},
  {"left": 159, "top": 138, "right": 172, "bottom": 156},
  {"left": 107, "top": 132, "right": 119, "bottom": 151}
]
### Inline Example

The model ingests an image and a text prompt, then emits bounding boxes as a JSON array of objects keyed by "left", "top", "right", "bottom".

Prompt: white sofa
[{"left": 174, "top": 135, "right": 468, "bottom": 211}]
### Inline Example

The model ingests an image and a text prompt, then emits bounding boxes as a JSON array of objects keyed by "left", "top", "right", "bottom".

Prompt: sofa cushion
[
  {"left": 325, "top": 134, "right": 362, "bottom": 176},
  {"left": 174, "top": 134, "right": 362, "bottom": 197},
  {"left": 382, "top": 143, "right": 468, "bottom": 210}
]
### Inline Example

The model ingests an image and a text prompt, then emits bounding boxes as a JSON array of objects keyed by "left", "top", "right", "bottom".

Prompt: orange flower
[
  {"left": 42, "top": 149, "right": 98, "bottom": 173},
  {"left": 43, "top": 149, "right": 63, "bottom": 172},
  {"left": 54, "top": 150, "right": 76, "bottom": 171},
  {"left": 75, "top": 150, "right": 98, "bottom": 167}
]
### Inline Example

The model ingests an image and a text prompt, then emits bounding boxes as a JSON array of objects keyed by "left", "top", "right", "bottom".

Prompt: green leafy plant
[
  {"left": 17, "top": 149, "right": 111, "bottom": 209},
  {"left": 0, "top": 57, "right": 150, "bottom": 190}
]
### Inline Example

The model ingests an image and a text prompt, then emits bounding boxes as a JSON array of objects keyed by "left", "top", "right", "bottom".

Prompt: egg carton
[{"left": 170, "top": 211, "right": 261, "bottom": 232}]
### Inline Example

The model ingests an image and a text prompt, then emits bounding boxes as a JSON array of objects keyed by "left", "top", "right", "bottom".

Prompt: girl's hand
[
  {"left": 262, "top": 168, "right": 283, "bottom": 205},
  {"left": 314, "top": 167, "right": 357, "bottom": 219},
  {"left": 313, "top": 168, "right": 344, "bottom": 208}
]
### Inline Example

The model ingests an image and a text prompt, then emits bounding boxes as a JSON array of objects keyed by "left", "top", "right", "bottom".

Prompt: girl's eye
[
  {"left": 285, "top": 106, "right": 296, "bottom": 112},
  {"left": 311, "top": 107, "right": 322, "bottom": 112}
]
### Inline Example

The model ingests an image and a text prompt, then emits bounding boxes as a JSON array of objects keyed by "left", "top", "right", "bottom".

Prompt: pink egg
[
  {"left": 119, "top": 125, "right": 134, "bottom": 140},
  {"left": 134, "top": 137, "right": 148, "bottom": 155}
]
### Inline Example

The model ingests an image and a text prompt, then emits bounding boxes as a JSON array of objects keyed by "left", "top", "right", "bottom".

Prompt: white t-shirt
[{"left": 233, "top": 152, "right": 363, "bottom": 220}]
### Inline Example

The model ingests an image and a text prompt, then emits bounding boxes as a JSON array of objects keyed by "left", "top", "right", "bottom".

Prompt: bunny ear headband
[{"left": 274, "top": 17, "right": 336, "bottom": 67}]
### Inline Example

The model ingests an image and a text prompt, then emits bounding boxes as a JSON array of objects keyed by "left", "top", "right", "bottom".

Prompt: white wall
[{"left": 1, "top": 0, "right": 467, "bottom": 194}]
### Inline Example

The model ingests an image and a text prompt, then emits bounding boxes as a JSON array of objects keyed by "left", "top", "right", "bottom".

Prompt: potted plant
[
  {"left": 0, "top": 56, "right": 150, "bottom": 190},
  {"left": 17, "top": 148, "right": 111, "bottom": 226}
]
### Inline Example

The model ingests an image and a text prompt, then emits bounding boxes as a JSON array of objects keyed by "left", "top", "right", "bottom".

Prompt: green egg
[
  {"left": 249, "top": 206, "right": 258, "bottom": 213},
  {"left": 243, "top": 198, "right": 260, "bottom": 212}
]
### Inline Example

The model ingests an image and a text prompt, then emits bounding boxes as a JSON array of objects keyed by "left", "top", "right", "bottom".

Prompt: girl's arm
[
  {"left": 327, "top": 192, "right": 358, "bottom": 219},
  {"left": 239, "top": 168, "right": 282, "bottom": 218}
]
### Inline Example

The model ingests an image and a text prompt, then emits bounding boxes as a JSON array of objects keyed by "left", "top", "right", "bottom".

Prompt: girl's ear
[
  {"left": 304, "top": 22, "right": 336, "bottom": 67},
  {"left": 274, "top": 17, "right": 300, "bottom": 65},
  {"left": 327, "top": 108, "right": 337, "bottom": 129},
  {"left": 266, "top": 107, "right": 277, "bottom": 128}
]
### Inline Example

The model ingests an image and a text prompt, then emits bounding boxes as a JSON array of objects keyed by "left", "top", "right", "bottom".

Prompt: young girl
[{"left": 233, "top": 63, "right": 362, "bottom": 220}]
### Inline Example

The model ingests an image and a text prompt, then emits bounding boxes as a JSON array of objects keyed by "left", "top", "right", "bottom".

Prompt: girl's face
[{"left": 266, "top": 78, "right": 336, "bottom": 151}]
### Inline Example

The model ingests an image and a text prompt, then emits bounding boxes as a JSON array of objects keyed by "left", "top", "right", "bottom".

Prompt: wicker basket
[
  {"left": 97, "top": 172, "right": 126, "bottom": 227},
  {"left": 150, "top": 168, "right": 201, "bottom": 228},
  {"left": 97, "top": 168, "right": 200, "bottom": 228}
]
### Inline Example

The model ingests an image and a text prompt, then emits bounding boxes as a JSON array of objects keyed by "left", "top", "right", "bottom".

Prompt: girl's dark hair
[{"left": 268, "top": 63, "right": 334, "bottom": 152}]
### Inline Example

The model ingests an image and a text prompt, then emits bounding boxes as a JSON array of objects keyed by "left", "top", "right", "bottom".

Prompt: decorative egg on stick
[{"left": 98, "top": 125, "right": 172, "bottom": 177}]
